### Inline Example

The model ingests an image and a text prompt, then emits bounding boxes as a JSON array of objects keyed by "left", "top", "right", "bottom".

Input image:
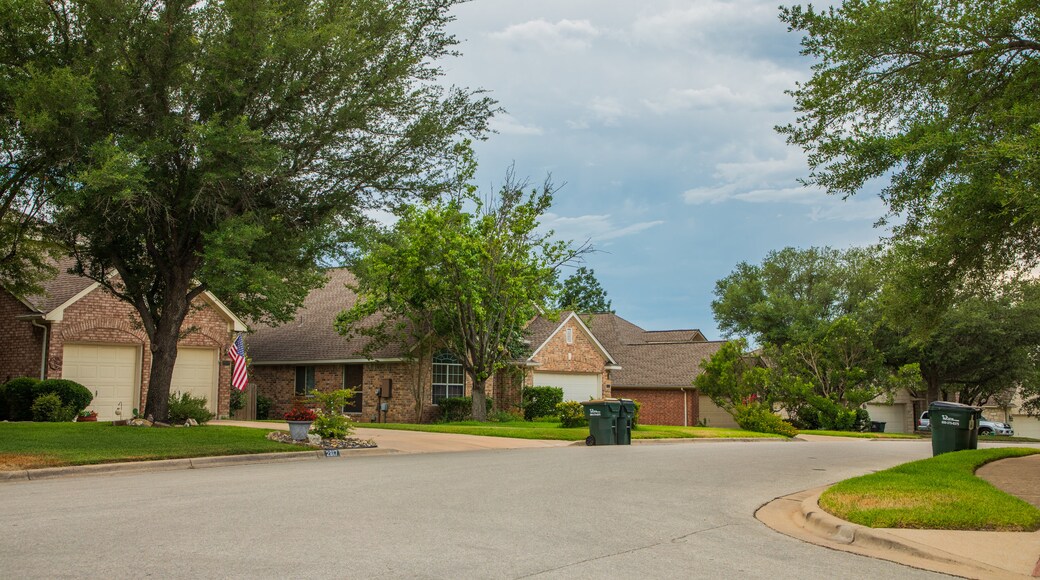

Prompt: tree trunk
[
  {"left": 142, "top": 291, "right": 193, "bottom": 421},
  {"left": 471, "top": 378, "right": 488, "bottom": 422}
]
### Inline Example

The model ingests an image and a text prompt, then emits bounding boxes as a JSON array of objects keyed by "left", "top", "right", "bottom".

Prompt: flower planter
[
  {"left": 78, "top": 414, "right": 98, "bottom": 422},
  {"left": 287, "top": 420, "right": 313, "bottom": 441}
]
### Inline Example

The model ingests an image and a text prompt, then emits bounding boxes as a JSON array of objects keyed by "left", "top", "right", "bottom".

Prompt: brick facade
[
  {"left": 1, "top": 284, "right": 236, "bottom": 417},
  {"left": 0, "top": 291, "right": 45, "bottom": 383},
  {"left": 611, "top": 388, "right": 700, "bottom": 426},
  {"left": 529, "top": 319, "right": 613, "bottom": 398},
  {"left": 253, "top": 359, "right": 521, "bottom": 423}
]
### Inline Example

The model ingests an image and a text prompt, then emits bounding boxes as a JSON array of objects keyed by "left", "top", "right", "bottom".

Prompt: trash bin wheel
[{"left": 585, "top": 435, "right": 595, "bottom": 446}]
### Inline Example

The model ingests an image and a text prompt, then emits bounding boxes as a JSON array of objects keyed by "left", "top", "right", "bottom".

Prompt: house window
[
  {"left": 342, "top": 365, "right": 364, "bottom": 413},
  {"left": 432, "top": 350, "right": 464, "bottom": 404},
  {"left": 295, "top": 366, "right": 315, "bottom": 396},
  {"left": 565, "top": 327, "right": 574, "bottom": 344}
]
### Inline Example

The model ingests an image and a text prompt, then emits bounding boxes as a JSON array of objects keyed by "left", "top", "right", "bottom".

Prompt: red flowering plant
[{"left": 284, "top": 405, "right": 317, "bottom": 422}]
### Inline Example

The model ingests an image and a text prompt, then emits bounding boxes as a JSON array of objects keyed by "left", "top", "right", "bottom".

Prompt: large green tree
[
  {"left": 779, "top": 0, "right": 1040, "bottom": 319},
  {"left": 712, "top": 246, "right": 882, "bottom": 347},
  {"left": 556, "top": 266, "right": 612, "bottom": 313},
  {"left": 3, "top": 0, "right": 493, "bottom": 419},
  {"left": 342, "top": 172, "right": 587, "bottom": 421}
]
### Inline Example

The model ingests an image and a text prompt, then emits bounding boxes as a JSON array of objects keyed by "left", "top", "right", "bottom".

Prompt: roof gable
[{"left": 528, "top": 311, "right": 618, "bottom": 366}]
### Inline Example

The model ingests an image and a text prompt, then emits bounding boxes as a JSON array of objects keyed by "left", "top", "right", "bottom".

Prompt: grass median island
[
  {"left": 0, "top": 422, "right": 302, "bottom": 471},
  {"left": 820, "top": 447, "right": 1040, "bottom": 531},
  {"left": 356, "top": 420, "right": 785, "bottom": 440}
]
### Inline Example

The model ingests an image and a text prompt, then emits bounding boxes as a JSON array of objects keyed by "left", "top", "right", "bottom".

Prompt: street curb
[
  {"left": 798, "top": 492, "right": 964, "bottom": 564},
  {"left": 632, "top": 437, "right": 800, "bottom": 445},
  {"left": 0, "top": 447, "right": 396, "bottom": 483}
]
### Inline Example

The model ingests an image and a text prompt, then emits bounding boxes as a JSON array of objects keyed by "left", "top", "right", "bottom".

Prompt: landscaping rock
[
  {"left": 127, "top": 418, "right": 153, "bottom": 427},
  {"left": 307, "top": 434, "right": 322, "bottom": 445},
  {"left": 265, "top": 431, "right": 377, "bottom": 450},
  {"left": 184, "top": 419, "right": 198, "bottom": 427}
]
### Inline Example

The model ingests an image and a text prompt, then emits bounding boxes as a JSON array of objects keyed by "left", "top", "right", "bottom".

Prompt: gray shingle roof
[
  {"left": 23, "top": 257, "right": 96, "bottom": 313},
  {"left": 539, "top": 313, "right": 724, "bottom": 388},
  {"left": 246, "top": 268, "right": 411, "bottom": 363}
]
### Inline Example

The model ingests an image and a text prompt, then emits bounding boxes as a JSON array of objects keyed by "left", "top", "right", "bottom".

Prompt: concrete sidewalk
[
  {"left": 212, "top": 419, "right": 575, "bottom": 454},
  {"left": 757, "top": 453, "right": 1040, "bottom": 579}
]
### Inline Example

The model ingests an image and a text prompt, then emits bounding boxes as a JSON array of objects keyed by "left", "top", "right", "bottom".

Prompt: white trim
[
  {"left": 250, "top": 357, "right": 409, "bottom": 366},
  {"left": 43, "top": 281, "right": 102, "bottom": 322},
  {"left": 528, "top": 312, "right": 617, "bottom": 365},
  {"left": 199, "top": 291, "right": 248, "bottom": 332}
]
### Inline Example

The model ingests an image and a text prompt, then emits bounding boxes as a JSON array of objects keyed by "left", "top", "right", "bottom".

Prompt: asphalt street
[{"left": 1, "top": 438, "right": 958, "bottom": 579}]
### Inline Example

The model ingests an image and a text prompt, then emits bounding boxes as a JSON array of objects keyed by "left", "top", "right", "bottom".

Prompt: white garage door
[
  {"left": 865, "top": 403, "right": 907, "bottom": 433},
  {"left": 699, "top": 395, "right": 739, "bottom": 429},
  {"left": 1011, "top": 415, "right": 1040, "bottom": 439},
  {"left": 63, "top": 344, "right": 139, "bottom": 421},
  {"left": 532, "top": 372, "right": 601, "bottom": 402},
  {"left": 171, "top": 348, "right": 219, "bottom": 413}
]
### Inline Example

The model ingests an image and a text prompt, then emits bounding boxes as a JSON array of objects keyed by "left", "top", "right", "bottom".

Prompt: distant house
[
  {"left": 246, "top": 268, "right": 732, "bottom": 426},
  {"left": 0, "top": 260, "right": 247, "bottom": 420}
]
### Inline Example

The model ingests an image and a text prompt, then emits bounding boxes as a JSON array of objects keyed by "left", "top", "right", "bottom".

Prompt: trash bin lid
[{"left": 928, "top": 401, "right": 982, "bottom": 412}]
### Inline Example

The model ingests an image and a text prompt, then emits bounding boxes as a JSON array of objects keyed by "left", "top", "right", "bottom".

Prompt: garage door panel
[
  {"left": 171, "top": 348, "right": 218, "bottom": 413},
  {"left": 1012, "top": 415, "right": 1040, "bottom": 438},
  {"left": 63, "top": 344, "right": 138, "bottom": 421},
  {"left": 698, "top": 395, "right": 738, "bottom": 429},
  {"left": 865, "top": 403, "right": 907, "bottom": 433},
  {"left": 533, "top": 372, "right": 601, "bottom": 402}
]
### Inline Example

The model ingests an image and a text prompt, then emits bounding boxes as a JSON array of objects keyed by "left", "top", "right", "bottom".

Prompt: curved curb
[
  {"left": 0, "top": 447, "right": 396, "bottom": 483},
  {"left": 757, "top": 487, "right": 1032, "bottom": 579}
]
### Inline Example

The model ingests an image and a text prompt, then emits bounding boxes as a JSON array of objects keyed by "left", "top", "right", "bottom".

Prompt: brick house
[
  {"left": 247, "top": 267, "right": 732, "bottom": 426},
  {"left": 0, "top": 260, "right": 247, "bottom": 420}
]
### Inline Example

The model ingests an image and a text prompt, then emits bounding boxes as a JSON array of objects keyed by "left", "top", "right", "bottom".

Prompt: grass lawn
[
  {"left": 979, "top": 435, "right": 1040, "bottom": 443},
  {"left": 0, "top": 422, "right": 302, "bottom": 471},
  {"left": 356, "top": 420, "right": 785, "bottom": 441},
  {"left": 820, "top": 447, "right": 1040, "bottom": 531},
  {"left": 798, "top": 429, "right": 921, "bottom": 440}
]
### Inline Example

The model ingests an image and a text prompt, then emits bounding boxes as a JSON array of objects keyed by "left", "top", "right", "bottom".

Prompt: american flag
[{"left": 228, "top": 334, "right": 248, "bottom": 391}]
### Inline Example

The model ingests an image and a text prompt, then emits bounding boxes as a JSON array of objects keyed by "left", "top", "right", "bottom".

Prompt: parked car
[{"left": 917, "top": 411, "right": 1014, "bottom": 436}]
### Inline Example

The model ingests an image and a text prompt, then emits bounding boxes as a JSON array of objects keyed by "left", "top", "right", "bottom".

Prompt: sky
[{"left": 438, "top": 0, "right": 888, "bottom": 337}]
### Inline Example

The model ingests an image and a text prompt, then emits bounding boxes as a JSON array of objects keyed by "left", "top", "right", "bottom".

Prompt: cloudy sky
[{"left": 440, "top": 0, "right": 886, "bottom": 336}]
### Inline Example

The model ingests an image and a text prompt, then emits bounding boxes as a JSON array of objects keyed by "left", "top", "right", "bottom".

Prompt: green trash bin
[
  {"left": 582, "top": 399, "right": 622, "bottom": 446},
  {"left": 929, "top": 401, "right": 982, "bottom": 456},
  {"left": 616, "top": 398, "right": 636, "bottom": 445}
]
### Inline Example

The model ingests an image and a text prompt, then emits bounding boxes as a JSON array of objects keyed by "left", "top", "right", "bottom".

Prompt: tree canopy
[
  {"left": 340, "top": 172, "right": 588, "bottom": 421},
  {"left": 2, "top": 0, "right": 493, "bottom": 418},
  {"left": 556, "top": 266, "right": 613, "bottom": 313},
  {"left": 779, "top": 0, "right": 1040, "bottom": 316}
]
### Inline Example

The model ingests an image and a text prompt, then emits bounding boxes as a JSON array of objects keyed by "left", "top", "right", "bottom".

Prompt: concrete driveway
[
  {"left": 0, "top": 437, "right": 955, "bottom": 579},
  {"left": 213, "top": 419, "right": 575, "bottom": 454}
]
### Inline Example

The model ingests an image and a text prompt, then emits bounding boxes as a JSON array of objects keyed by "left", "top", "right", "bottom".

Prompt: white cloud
[
  {"left": 489, "top": 114, "right": 544, "bottom": 136},
  {"left": 541, "top": 212, "right": 665, "bottom": 243},
  {"left": 488, "top": 18, "right": 601, "bottom": 51},
  {"left": 681, "top": 147, "right": 885, "bottom": 221}
]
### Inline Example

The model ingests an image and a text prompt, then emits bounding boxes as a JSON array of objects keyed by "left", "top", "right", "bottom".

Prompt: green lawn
[
  {"left": 820, "top": 447, "right": 1040, "bottom": 531},
  {"left": 357, "top": 420, "right": 784, "bottom": 440},
  {"left": 0, "top": 422, "right": 302, "bottom": 471},
  {"left": 798, "top": 429, "right": 921, "bottom": 439}
]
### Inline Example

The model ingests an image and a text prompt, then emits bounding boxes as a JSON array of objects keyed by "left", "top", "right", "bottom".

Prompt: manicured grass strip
[
  {"left": 0, "top": 422, "right": 301, "bottom": 471},
  {"left": 798, "top": 429, "right": 921, "bottom": 439},
  {"left": 820, "top": 447, "right": 1040, "bottom": 531},
  {"left": 356, "top": 421, "right": 783, "bottom": 440},
  {"left": 979, "top": 435, "right": 1040, "bottom": 443}
]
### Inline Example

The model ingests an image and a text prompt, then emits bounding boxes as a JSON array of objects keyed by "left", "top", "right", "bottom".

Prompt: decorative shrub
[
  {"left": 522, "top": 386, "right": 564, "bottom": 421},
  {"left": 33, "top": 379, "right": 93, "bottom": 415},
  {"left": 0, "top": 382, "right": 6, "bottom": 421},
  {"left": 438, "top": 397, "right": 473, "bottom": 422},
  {"left": 733, "top": 404, "right": 797, "bottom": 437},
  {"left": 3, "top": 377, "right": 40, "bottom": 421},
  {"left": 284, "top": 405, "right": 317, "bottom": 421},
  {"left": 556, "top": 401, "right": 587, "bottom": 428},
  {"left": 791, "top": 396, "right": 862, "bottom": 431},
  {"left": 31, "top": 393, "right": 77, "bottom": 422},
  {"left": 167, "top": 391, "right": 215, "bottom": 424},
  {"left": 256, "top": 395, "right": 273, "bottom": 420},
  {"left": 310, "top": 389, "right": 356, "bottom": 439},
  {"left": 631, "top": 400, "right": 642, "bottom": 429}
]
